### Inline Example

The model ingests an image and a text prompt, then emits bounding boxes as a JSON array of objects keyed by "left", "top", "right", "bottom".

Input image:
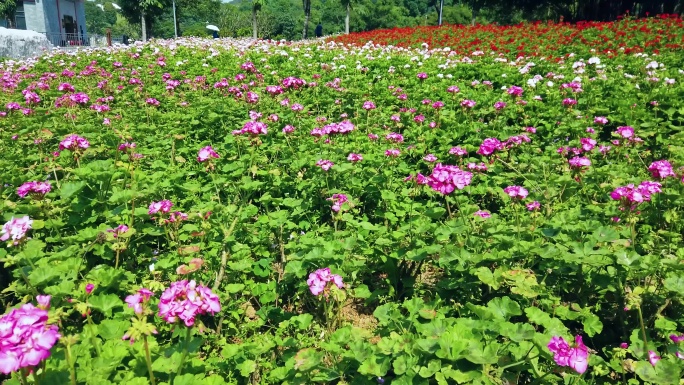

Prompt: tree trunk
[
  {"left": 252, "top": 7, "right": 257, "bottom": 39},
  {"left": 303, "top": 0, "right": 311, "bottom": 39},
  {"left": 303, "top": 12, "right": 310, "bottom": 39},
  {"left": 345, "top": 2, "right": 350, "bottom": 34},
  {"left": 141, "top": 12, "right": 147, "bottom": 41}
]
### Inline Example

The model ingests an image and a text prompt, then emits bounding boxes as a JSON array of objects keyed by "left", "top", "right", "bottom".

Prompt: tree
[
  {"left": 84, "top": 2, "right": 118, "bottom": 35},
  {"left": 302, "top": 0, "right": 311, "bottom": 38},
  {"left": 118, "top": 0, "right": 169, "bottom": 41},
  {"left": 340, "top": 0, "right": 351, "bottom": 33},
  {"left": 252, "top": 0, "right": 265, "bottom": 38},
  {"left": 0, "top": 0, "right": 18, "bottom": 28}
]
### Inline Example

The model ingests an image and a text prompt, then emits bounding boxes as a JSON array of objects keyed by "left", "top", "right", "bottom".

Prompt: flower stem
[
  {"left": 143, "top": 335, "right": 156, "bottom": 385},
  {"left": 86, "top": 314, "right": 101, "bottom": 357},
  {"left": 173, "top": 327, "right": 193, "bottom": 383},
  {"left": 637, "top": 307, "right": 649, "bottom": 349},
  {"left": 65, "top": 343, "right": 77, "bottom": 385}
]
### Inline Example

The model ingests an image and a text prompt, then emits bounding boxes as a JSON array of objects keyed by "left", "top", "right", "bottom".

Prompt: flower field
[
  {"left": 329, "top": 14, "right": 684, "bottom": 56},
  {"left": 2, "top": 17, "right": 684, "bottom": 384}
]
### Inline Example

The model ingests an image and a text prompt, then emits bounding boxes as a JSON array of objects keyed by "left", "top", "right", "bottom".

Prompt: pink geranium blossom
[
  {"left": 17, "top": 181, "right": 51, "bottom": 199},
  {"left": 0, "top": 302, "right": 60, "bottom": 374},
  {"left": 504, "top": 186, "right": 529, "bottom": 200},
  {"left": 427, "top": 164, "right": 472, "bottom": 195},
  {"left": 158, "top": 280, "right": 221, "bottom": 327},
  {"left": 307, "top": 268, "right": 344, "bottom": 296},
  {"left": 148, "top": 200, "right": 173, "bottom": 215},
  {"left": 1, "top": 216, "right": 33, "bottom": 246},
  {"left": 197, "top": 145, "right": 220, "bottom": 163},
  {"left": 327, "top": 194, "right": 349, "bottom": 212},
  {"left": 648, "top": 160, "right": 675, "bottom": 179},
  {"left": 548, "top": 335, "right": 589, "bottom": 374}
]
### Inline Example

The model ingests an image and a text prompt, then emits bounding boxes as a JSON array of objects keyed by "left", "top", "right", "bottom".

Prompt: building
[{"left": 3, "top": 0, "right": 87, "bottom": 46}]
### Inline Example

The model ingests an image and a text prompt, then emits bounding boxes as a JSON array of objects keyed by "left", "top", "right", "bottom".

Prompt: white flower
[
  {"left": 149, "top": 264, "right": 155, "bottom": 272},
  {"left": 588, "top": 57, "right": 601, "bottom": 65}
]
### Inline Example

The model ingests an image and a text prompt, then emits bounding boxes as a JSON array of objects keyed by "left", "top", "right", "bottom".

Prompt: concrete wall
[
  {"left": 23, "top": 1, "right": 47, "bottom": 33},
  {"left": 42, "top": 0, "right": 61, "bottom": 36}
]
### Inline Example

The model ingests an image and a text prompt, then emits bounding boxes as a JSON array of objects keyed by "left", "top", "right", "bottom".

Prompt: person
[
  {"left": 314, "top": 23, "right": 322, "bottom": 38},
  {"left": 212, "top": 30, "right": 219, "bottom": 39}
]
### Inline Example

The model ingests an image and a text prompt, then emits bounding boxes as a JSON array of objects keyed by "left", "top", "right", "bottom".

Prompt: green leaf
[
  {"left": 293, "top": 348, "right": 322, "bottom": 372},
  {"left": 358, "top": 355, "right": 390, "bottom": 377},
  {"left": 635, "top": 360, "right": 681, "bottom": 384},
  {"left": 89, "top": 294, "right": 123, "bottom": 317},
  {"left": 237, "top": 359, "right": 257, "bottom": 377},
  {"left": 60, "top": 181, "right": 87, "bottom": 200}
]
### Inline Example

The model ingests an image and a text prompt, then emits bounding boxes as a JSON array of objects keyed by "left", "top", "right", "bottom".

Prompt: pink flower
[
  {"left": 432, "top": 101, "right": 444, "bottom": 109},
  {"left": 507, "top": 86, "right": 524, "bottom": 97},
  {"left": 145, "top": 98, "right": 160, "bottom": 106},
  {"left": 524, "top": 127, "right": 537, "bottom": 133},
  {"left": 368, "top": 133, "right": 379, "bottom": 141},
  {"left": 148, "top": 200, "right": 173, "bottom": 215},
  {"left": 427, "top": 163, "right": 472, "bottom": 195},
  {"left": 449, "top": 146, "right": 468, "bottom": 156},
  {"left": 384, "top": 132, "right": 404, "bottom": 143},
  {"left": 307, "top": 268, "right": 344, "bottom": 296},
  {"left": 107, "top": 224, "right": 129, "bottom": 238},
  {"left": 568, "top": 156, "right": 591, "bottom": 169},
  {"left": 59, "top": 134, "right": 90, "bottom": 151},
  {"left": 423, "top": 154, "right": 438, "bottom": 163},
  {"left": 417, "top": 72, "right": 428, "bottom": 80},
  {"left": 125, "top": 288, "right": 155, "bottom": 315},
  {"left": 118, "top": 142, "right": 136, "bottom": 151},
  {"left": 327, "top": 194, "right": 349, "bottom": 212},
  {"left": 504, "top": 186, "right": 529, "bottom": 200},
  {"left": 197, "top": 146, "right": 220, "bottom": 163},
  {"left": 599, "top": 145, "right": 611, "bottom": 154},
  {"left": 548, "top": 335, "right": 589, "bottom": 374},
  {"left": 494, "top": 101, "right": 507, "bottom": 110},
  {"left": 461, "top": 99, "right": 476, "bottom": 108},
  {"left": 648, "top": 160, "right": 675, "bottom": 179},
  {"left": 580, "top": 138, "right": 597, "bottom": 152},
  {"left": 526, "top": 201, "right": 541, "bottom": 211},
  {"left": 1, "top": 216, "right": 32, "bottom": 246},
  {"left": 158, "top": 280, "right": 221, "bottom": 327},
  {"left": 17, "top": 181, "right": 51, "bottom": 199},
  {"left": 347, "top": 153, "right": 363, "bottom": 162},
  {"left": 316, "top": 159, "right": 334, "bottom": 171},
  {"left": 648, "top": 350, "right": 661, "bottom": 366},
  {"left": 616, "top": 126, "right": 634, "bottom": 138},
  {"left": 85, "top": 283, "right": 95, "bottom": 295},
  {"left": 385, "top": 149, "right": 401, "bottom": 157},
  {"left": 620, "top": 342, "right": 629, "bottom": 349},
  {"left": 0, "top": 303, "right": 60, "bottom": 374},
  {"left": 233, "top": 121, "right": 268, "bottom": 136},
  {"left": 670, "top": 334, "right": 684, "bottom": 343},
  {"left": 282, "top": 125, "right": 295, "bottom": 134},
  {"left": 473, "top": 210, "right": 491, "bottom": 219},
  {"left": 594, "top": 116, "right": 608, "bottom": 125},
  {"left": 363, "top": 101, "right": 376, "bottom": 110},
  {"left": 477, "top": 138, "right": 503, "bottom": 156},
  {"left": 447, "top": 85, "right": 460, "bottom": 93},
  {"left": 36, "top": 295, "right": 51, "bottom": 310},
  {"left": 562, "top": 98, "right": 577, "bottom": 106},
  {"left": 467, "top": 162, "right": 487, "bottom": 172}
]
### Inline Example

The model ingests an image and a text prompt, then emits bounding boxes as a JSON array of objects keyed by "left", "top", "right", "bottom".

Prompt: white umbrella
[{"left": 206, "top": 25, "right": 220, "bottom": 32}]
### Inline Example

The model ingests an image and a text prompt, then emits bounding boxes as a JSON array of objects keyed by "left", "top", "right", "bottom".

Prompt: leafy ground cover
[
  {"left": 1, "top": 23, "right": 684, "bottom": 384},
  {"left": 328, "top": 14, "right": 684, "bottom": 56}
]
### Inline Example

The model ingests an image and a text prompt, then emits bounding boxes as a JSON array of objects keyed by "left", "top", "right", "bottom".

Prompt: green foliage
[{"left": 2, "top": 18, "right": 684, "bottom": 384}]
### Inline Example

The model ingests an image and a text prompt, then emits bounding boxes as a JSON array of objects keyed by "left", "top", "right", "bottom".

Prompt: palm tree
[
  {"left": 252, "top": 0, "right": 264, "bottom": 39},
  {"left": 340, "top": 0, "right": 351, "bottom": 34},
  {"left": 302, "top": 0, "right": 311, "bottom": 39}
]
